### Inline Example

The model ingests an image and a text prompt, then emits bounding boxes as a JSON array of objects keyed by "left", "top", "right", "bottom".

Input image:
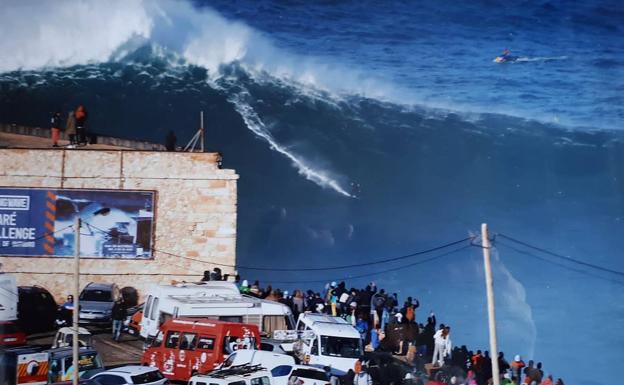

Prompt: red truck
[{"left": 141, "top": 318, "right": 260, "bottom": 382}]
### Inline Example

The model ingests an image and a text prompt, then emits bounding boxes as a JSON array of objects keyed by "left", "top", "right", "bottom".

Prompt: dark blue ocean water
[
  {"left": 202, "top": 0, "right": 624, "bottom": 130},
  {"left": 1, "top": 1, "right": 623, "bottom": 383}
]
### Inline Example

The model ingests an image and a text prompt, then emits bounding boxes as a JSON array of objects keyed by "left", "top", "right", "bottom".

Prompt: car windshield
[
  {"left": 63, "top": 333, "right": 92, "bottom": 345},
  {"left": 291, "top": 369, "right": 328, "bottom": 381},
  {"left": 53, "top": 352, "right": 103, "bottom": 382},
  {"left": 131, "top": 370, "right": 164, "bottom": 384},
  {"left": 320, "top": 336, "right": 363, "bottom": 358},
  {"left": 80, "top": 289, "right": 112, "bottom": 302},
  {"left": 77, "top": 353, "right": 103, "bottom": 371}
]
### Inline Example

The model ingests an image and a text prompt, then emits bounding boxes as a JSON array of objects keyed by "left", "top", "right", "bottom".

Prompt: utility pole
[
  {"left": 482, "top": 223, "right": 500, "bottom": 385},
  {"left": 183, "top": 111, "right": 205, "bottom": 152},
  {"left": 73, "top": 216, "right": 81, "bottom": 385},
  {"left": 70, "top": 207, "right": 109, "bottom": 385},
  {"left": 200, "top": 110, "right": 204, "bottom": 152}
]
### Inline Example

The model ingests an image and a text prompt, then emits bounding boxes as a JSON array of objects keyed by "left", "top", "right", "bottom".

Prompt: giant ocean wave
[{"left": 2, "top": 1, "right": 624, "bottom": 383}]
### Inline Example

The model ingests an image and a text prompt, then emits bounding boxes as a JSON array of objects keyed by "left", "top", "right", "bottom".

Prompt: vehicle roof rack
[
  {"left": 207, "top": 364, "right": 266, "bottom": 379},
  {"left": 310, "top": 320, "right": 346, "bottom": 326}
]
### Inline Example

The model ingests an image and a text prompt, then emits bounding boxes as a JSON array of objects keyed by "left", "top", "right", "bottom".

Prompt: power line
[
  {"left": 156, "top": 233, "right": 473, "bottom": 272},
  {"left": 265, "top": 244, "right": 473, "bottom": 284},
  {"left": 495, "top": 240, "right": 624, "bottom": 287},
  {"left": 497, "top": 233, "right": 624, "bottom": 277},
  {"left": 83, "top": 220, "right": 474, "bottom": 272},
  {"left": 240, "top": 237, "right": 474, "bottom": 272}
]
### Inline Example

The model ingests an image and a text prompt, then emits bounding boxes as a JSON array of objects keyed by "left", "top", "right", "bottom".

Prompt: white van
[
  {"left": 140, "top": 282, "right": 294, "bottom": 339},
  {"left": 0, "top": 273, "right": 18, "bottom": 321},
  {"left": 277, "top": 313, "right": 363, "bottom": 375}
]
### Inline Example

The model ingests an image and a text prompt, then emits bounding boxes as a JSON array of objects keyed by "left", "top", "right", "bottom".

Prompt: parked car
[
  {"left": 17, "top": 286, "right": 57, "bottom": 334},
  {"left": 50, "top": 379, "right": 104, "bottom": 385},
  {"left": 90, "top": 365, "right": 168, "bottom": 385},
  {"left": 0, "top": 320, "right": 27, "bottom": 347},
  {"left": 79, "top": 282, "right": 119, "bottom": 326},
  {"left": 289, "top": 365, "right": 329, "bottom": 385},
  {"left": 48, "top": 346, "right": 105, "bottom": 383},
  {"left": 52, "top": 327, "right": 93, "bottom": 348},
  {"left": 124, "top": 303, "right": 143, "bottom": 336}
]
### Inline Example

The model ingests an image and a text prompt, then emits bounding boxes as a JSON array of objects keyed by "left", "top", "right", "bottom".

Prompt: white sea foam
[
  {"left": 0, "top": 0, "right": 388, "bottom": 99},
  {"left": 514, "top": 56, "right": 569, "bottom": 63},
  {"left": 226, "top": 87, "right": 353, "bottom": 198},
  {"left": 0, "top": 0, "right": 366, "bottom": 197},
  {"left": 0, "top": 0, "right": 153, "bottom": 72},
  {"left": 491, "top": 248, "right": 537, "bottom": 359}
]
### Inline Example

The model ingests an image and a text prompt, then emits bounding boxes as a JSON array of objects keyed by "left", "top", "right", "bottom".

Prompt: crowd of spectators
[{"left": 198, "top": 269, "right": 567, "bottom": 385}]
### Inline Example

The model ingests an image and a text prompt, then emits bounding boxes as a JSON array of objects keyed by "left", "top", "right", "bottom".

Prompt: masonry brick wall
[{"left": 0, "top": 148, "right": 238, "bottom": 302}]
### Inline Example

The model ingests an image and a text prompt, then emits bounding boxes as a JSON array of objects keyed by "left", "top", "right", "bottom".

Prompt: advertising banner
[{"left": 0, "top": 188, "right": 155, "bottom": 258}]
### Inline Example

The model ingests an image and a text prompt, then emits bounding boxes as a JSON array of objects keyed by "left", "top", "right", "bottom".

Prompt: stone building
[{"left": 0, "top": 144, "right": 238, "bottom": 302}]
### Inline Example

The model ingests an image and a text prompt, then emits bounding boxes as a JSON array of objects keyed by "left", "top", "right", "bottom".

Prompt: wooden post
[
  {"left": 482, "top": 223, "right": 500, "bottom": 385},
  {"left": 73, "top": 216, "right": 81, "bottom": 385}
]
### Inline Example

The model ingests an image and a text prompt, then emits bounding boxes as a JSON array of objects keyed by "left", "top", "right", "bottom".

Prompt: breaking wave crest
[
  {"left": 0, "top": 0, "right": 387, "bottom": 99},
  {"left": 0, "top": 0, "right": 381, "bottom": 197},
  {"left": 0, "top": 0, "right": 153, "bottom": 72}
]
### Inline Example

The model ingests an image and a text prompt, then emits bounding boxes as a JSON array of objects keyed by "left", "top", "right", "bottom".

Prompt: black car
[{"left": 17, "top": 286, "right": 57, "bottom": 334}]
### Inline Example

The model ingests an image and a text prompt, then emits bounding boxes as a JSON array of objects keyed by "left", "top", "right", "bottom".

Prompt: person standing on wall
[
  {"left": 432, "top": 324, "right": 451, "bottom": 367},
  {"left": 74, "top": 105, "right": 88, "bottom": 145},
  {"left": 50, "top": 110, "right": 62, "bottom": 147},
  {"left": 65, "top": 111, "right": 76, "bottom": 146},
  {"left": 165, "top": 130, "right": 177, "bottom": 151},
  {"left": 111, "top": 297, "right": 126, "bottom": 341}
]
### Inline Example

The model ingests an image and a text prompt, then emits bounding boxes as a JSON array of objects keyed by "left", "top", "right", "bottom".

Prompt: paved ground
[{"left": 28, "top": 328, "right": 144, "bottom": 367}]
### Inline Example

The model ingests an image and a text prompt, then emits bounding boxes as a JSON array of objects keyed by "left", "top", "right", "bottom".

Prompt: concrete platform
[
  {"left": 0, "top": 132, "right": 132, "bottom": 150},
  {"left": 0, "top": 123, "right": 166, "bottom": 150}
]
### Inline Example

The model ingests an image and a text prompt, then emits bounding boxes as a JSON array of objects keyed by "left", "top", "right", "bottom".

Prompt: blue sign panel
[{"left": 0, "top": 188, "right": 155, "bottom": 259}]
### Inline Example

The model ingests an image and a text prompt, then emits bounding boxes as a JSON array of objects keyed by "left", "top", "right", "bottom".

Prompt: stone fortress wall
[{"left": 0, "top": 147, "right": 238, "bottom": 302}]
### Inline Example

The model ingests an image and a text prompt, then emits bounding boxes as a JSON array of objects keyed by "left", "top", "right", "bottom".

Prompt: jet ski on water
[{"left": 494, "top": 48, "right": 518, "bottom": 63}]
